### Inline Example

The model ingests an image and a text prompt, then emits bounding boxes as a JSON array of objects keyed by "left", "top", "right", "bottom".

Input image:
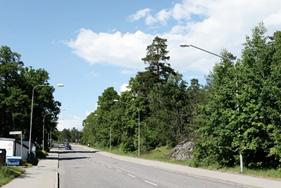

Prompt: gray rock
[{"left": 169, "top": 140, "right": 194, "bottom": 160}]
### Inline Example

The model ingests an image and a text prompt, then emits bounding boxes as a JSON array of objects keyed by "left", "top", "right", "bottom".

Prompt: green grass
[
  {"left": 214, "top": 166, "right": 281, "bottom": 179},
  {"left": 90, "top": 144, "right": 281, "bottom": 179},
  {"left": 21, "top": 161, "right": 33, "bottom": 168},
  {"left": 0, "top": 166, "right": 24, "bottom": 186},
  {"left": 137, "top": 146, "right": 171, "bottom": 161}
]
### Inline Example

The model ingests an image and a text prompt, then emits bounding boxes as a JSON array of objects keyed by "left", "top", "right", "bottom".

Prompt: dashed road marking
[
  {"left": 127, "top": 173, "right": 136, "bottom": 178},
  {"left": 144, "top": 180, "right": 158, "bottom": 187}
]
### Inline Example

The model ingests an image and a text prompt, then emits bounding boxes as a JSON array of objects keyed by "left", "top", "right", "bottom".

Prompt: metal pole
[
  {"left": 20, "top": 133, "right": 23, "bottom": 159},
  {"left": 240, "top": 153, "right": 243, "bottom": 173},
  {"left": 47, "top": 133, "right": 49, "bottom": 147},
  {"left": 180, "top": 44, "right": 226, "bottom": 59},
  {"left": 109, "top": 127, "right": 112, "bottom": 151},
  {"left": 28, "top": 87, "right": 35, "bottom": 155},
  {"left": 28, "top": 84, "right": 63, "bottom": 154},
  {"left": 189, "top": 45, "right": 225, "bottom": 59},
  {"left": 138, "top": 108, "right": 140, "bottom": 157},
  {"left": 236, "top": 79, "right": 243, "bottom": 173},
  {"left": 43, "top": 115, "right": 45, "bottom": 151},
  {"left": 181, "top": 44, "right": 242, "bottom": 169},
  {"left": 50, "top": 132, "right": 52, "bottom": 147}
]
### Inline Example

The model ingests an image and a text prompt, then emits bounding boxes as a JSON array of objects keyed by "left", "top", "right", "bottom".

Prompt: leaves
[
  {"left": 0, "top": 46, "right": 61, "bottom": 147},
  {"left": 82, "top": 36, "right": 205, "bottom": 152},
  {"left": 195, "top": 23, "right": 281, "bottom": 168}
]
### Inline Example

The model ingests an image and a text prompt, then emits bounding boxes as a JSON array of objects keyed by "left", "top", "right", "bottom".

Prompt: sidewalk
[
  {"left": 79, "top": 144, "right": 281, "bottom": 188},
  {"left": 3, "top": 150, "right": 59, "bottom": 188}
]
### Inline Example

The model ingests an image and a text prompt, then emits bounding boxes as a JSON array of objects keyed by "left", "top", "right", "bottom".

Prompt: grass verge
[
  {"left": 211, "top": 166, "right": 281, "bottom": 179},
  {"left": 0, "top": 166, "right": 24, "bottom": 186},
  {"left": 90, "top": 144, "right": 281, "bottom": 179}
]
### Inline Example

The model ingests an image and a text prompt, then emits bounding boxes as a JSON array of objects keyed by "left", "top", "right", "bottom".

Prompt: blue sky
[{"left": 1, "top": 0, "right": 280, "bottom": 130}]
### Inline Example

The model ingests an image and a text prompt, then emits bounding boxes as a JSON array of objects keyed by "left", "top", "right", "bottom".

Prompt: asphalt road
[{"left": 59, "top": 145, "right": 246, "bottom": 188}]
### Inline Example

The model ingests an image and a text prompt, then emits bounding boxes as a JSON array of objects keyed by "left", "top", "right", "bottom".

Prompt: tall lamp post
[
  {"left": 42, "top": 113, "right": 51, "bottom": 151},
  {"left": 28, "top": 83, "right": 64, "bottom": 156},
  {"left": 114, "top": 99, "right": 141, "bottom": 156},
  {"left": 180, "top": 44, "right": 243, "bottom": 173},
  {"left": 179, "top": 44, "right": 226, "bottom": 59}
]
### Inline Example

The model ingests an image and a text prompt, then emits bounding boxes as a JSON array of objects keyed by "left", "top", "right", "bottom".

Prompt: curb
[
  {"left": 56, "top": 152, "right": 60, "bottom": 188},
  {"left": 56, "top": 171, "right": 60, "bottom": 188}
]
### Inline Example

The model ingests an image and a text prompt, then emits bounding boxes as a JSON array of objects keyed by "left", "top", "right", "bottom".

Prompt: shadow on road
[
  {"left": 46, "top": 155, "right": 59, "bottom": 160},
  {"left": 58, "top": 150, "right": 98, "bottom": 154},
  {"left": 59, "top": 156, "right": 89, "bottom": 161}
]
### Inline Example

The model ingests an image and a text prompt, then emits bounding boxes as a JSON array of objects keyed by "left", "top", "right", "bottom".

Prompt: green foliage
[
  {"left": 0, "top": 46, "right": 61, "bottom": 147},
  {"left": 194, "top": 23, "right": 281, "bottom": 168},
  {"left": 36, "top": 149, "right": 48, "bottom": 159},
  {"left": 83, "top": 25, "right": 281, "bottom": 169},
  {"left": 0, "top": 166, "right": 24, "bottom": 186},
  {"left": 82, "top": 36, "right": 205, "bottom": 153},
  {"left": 57, "top": 128, "right": 82, "bottom": 143}
]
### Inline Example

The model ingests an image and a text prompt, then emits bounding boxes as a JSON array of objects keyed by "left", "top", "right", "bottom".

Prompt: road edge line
[{"left": 56, "top": 152, "right": 60, "bottom": 188}]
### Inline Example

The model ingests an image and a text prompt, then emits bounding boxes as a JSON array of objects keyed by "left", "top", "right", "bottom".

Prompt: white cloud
[
  {"left": 120, "top": 83, "right": 130, "bottom": 93},
  {"left": 58, "top": 116, "right": 83, "bottom": 131},
  {"left": 155, "top": 9, "right": 172, "bottom": 24},
  {"left": 68, "top": 0, "right": 281, "bottom": 74},
  {"left": 128, "top": 7, "right": 171, "bottom": 26},
  {"left": 128, "top": 8, "right": 151, "bottom": 22},
  {"left": 68, "top": 29, "right": 152, "bottom": 69},
  {"left": 129, "top": 0, "right": 208, "bottom": 26},
  {"left": 144, "top": 15, "right": 158, "bottom": 26}
]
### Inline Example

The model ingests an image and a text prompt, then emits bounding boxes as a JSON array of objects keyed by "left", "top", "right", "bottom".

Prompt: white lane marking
[
  {"left": 144, "top": 180, "right": 158, "bottom": 187},
  {"left": 127, "top": 173, "right": 136, "bottom": 178}
]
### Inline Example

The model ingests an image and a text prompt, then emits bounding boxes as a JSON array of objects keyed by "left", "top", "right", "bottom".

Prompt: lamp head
[
  {"left": 180, "top": 44, "right": 190, "bottom": 48},
  {"left": 56, "top": 84, "right": 64, "bottom": 87}
]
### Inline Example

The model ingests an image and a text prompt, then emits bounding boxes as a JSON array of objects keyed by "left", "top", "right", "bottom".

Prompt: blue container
[{"left": 6, "top": 156, "right": 21, "bottom": 166}]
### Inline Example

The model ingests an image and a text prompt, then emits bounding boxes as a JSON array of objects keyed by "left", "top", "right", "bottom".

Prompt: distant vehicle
[{"left": 65, "top": 143, "right": 71, "bottom": 150}]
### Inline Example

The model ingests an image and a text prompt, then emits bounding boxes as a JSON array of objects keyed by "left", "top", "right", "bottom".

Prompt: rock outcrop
[{"left": 169, "top": 140, "right": 194, "bottom": 160}]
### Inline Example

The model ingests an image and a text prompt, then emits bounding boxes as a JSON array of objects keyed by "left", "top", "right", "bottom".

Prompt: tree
[
  {"left": 194, "top": 24, "right": 281, "bottom": 168},
  {"left": 0, "top": 45, "right": 61, "bottom": 147},
  {"left": 142, "top": 36, "right": 175, "bottom": 81},
  {"left": 82, "top": 36, "right": 205, "bottom": 153}
]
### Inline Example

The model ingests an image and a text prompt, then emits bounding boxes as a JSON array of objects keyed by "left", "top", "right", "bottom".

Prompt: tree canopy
[
  {"left": 82, "top": 36, "right": 205, "bottom": 152},
  {"left": 194, "top": 24, "right": 281, "bottom": 168},
  {"left": 0, "top": 46, "right": 61, "bottom": 148},
  {"left": 82, "top": 24, "right": 281, "bottom": 168}
]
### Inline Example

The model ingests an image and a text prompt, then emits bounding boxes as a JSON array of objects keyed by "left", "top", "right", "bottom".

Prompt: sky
[{"left": 1, "top": 0, "right": 281, "bottom": 131}]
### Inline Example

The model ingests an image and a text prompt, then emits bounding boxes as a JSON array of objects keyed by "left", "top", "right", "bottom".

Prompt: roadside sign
[{"left": 9, "top": 131, "right": 22, "bottom": 135}]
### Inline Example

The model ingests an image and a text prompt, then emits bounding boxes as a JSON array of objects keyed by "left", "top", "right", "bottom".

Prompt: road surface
[{"left": 59, "top": 145, "right": 246, "bottom": 188}]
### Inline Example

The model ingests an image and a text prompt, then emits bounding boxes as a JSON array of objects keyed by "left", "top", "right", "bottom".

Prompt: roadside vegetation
[
  {"left": 0, "top": 166, "right": 24, "bottom": 186},
  {"left": 81, "top": 23, "right": 281, "bottom": 177},
  {"left": 36, "top": 149, "right": 48, "bottom": 159},
  {"left": 0, "top": 46, "right": 61, "bottom": 149},
  {"left": 93, "top": 145, "right": 281, "bottom": 179},
  {"left": 55, "top": 128, "right": 82, "bottom": 144}
]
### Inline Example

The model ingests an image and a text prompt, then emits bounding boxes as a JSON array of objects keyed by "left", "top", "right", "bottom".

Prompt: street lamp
[
  {"left": 42, "top": 112, "right": 51, "bottom": 151},
  {"left": 114, "top": 99, "right": 141, "bottom": 156},
  {"left": 28, "top": 83, "right": 64, "bottom": 156},
  {"left": 180, "top": 44, "right": 228, "bottom": 60},
  {"left": 180, "top": 43, "right": 243, "bottom": 172}
]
